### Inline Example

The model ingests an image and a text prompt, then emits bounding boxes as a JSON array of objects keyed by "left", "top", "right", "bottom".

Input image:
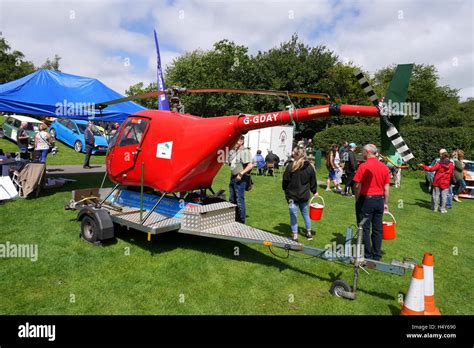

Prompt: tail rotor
[{"left": 354, "top": 69, "right": 414, "bottom": 162}]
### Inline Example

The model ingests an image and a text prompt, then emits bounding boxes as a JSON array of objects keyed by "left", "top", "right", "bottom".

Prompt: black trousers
[
  {"left": 84, "top": 145, "right": 93, "bottom": 167},
  {"left": 344, "top": 172, "right": 356, "bottom": 195},
  {"left": 355, "top": 196, "right": 384, "bottom": 260}
]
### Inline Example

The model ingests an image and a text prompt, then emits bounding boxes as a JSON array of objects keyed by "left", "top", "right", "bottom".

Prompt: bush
[{"left": 314, "top": 125, "right": 473, "bottom": 164}]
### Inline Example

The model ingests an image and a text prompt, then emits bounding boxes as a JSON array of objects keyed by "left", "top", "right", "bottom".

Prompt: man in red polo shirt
[{"left": 353, "top": 144, "right": 390, "bottom": 261}]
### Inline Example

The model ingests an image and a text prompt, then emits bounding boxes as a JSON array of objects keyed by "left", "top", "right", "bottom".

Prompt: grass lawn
[
  {"left": 0, "top": 160, "right": 472, "bottom": 315},
  {"left": 0, "top": 116, "right": 105, "bottom": 166}
]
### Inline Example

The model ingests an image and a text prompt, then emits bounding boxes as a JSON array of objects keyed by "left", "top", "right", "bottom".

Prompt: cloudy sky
[{"left": 1, "top": 0, "right": 472, "bottom": 100}]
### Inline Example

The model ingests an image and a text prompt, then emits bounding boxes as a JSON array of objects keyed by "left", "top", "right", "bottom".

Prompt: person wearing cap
[
  {"left": 83, "top": 122, "right": 95, "bottom": 169},
  {"left": 343, "top": 143, "right": 358, "bottom": 197},
  {"left": 353, "top": 144, "right": 390, "bottom": 261},
  {"left": 227, "top": 136, "right": 253, "bottom": 223},
  {"left": 418, "top": 149, "right": 454, "bottom": 213}
]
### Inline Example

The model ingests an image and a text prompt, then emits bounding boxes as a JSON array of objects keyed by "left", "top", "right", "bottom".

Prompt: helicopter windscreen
[{"left": 117, "top": 119, "right": 147, "bottom": 147}]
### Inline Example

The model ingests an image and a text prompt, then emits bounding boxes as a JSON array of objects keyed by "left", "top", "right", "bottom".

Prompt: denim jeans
[
  {"left": 289, "top": 201, "right": 311, "bottom": 233},
  {"left": 229, "top": 175, "right": 248, "bottom": 223},
  {"left": 432, "top": 187, "right": 448, "bottom": 211},
  {"left": 344, "top": 172, "right": 356, "bottom": 195},
  {"left": 38, "top": 149, "right": 48, "bottom": 163},
  {"left": 446, "top": 186, "right": 453, "bottom": 208},
  {"left": 355, "top": 196, "right": 384, "bottom": 261},
  {"left": 454, "top": 179, "right": 466, "bottom": 195}
]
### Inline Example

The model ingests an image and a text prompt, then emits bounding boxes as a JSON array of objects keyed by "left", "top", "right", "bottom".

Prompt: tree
[
  {"left": 40, "top": 54, "right": 61, "bottom": 71},
  {"left": 0, "top": 34, "right": 35, "bottom": 83},
  {"left": 125, "top": 82, "right": 159, "bottom": 109},
  {"left": 166, "top": 40, "right": 255, "bottom": 116},
  {"left": 374, "top": 64, "right": 460, "bottom": 126}
]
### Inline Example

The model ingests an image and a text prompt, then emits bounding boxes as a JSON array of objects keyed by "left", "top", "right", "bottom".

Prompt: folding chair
[{"left": 11, "top": 169, "right": 23, "bottom": 197}]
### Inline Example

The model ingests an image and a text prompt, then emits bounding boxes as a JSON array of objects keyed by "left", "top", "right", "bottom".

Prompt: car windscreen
[
  {"left": 26, "top": 123, "right": 41, "bottom": 132},
  {"left": 464, "top": 162, "right": 474, "bottom": 172},
  {"left": 77, "top": 124, "right": 102, "bottom": 136}
]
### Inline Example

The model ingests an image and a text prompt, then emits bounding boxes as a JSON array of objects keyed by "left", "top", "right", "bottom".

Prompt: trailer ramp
[{"left": 179, "top": 202, "right": 303, "bottom": 251}]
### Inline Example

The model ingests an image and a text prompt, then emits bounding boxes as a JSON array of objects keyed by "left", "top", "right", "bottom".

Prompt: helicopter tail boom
[{"left": 236, "top": 103, "right": 379, "bottom": 133}]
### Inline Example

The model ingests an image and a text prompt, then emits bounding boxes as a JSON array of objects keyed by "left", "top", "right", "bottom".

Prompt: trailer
[{"left": 65, "top": 185, "right": 415, "bottom": 300}]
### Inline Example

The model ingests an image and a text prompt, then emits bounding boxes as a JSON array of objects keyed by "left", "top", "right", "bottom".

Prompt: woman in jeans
[
  {"left": 419, "top": 150, "right": 454, "bottom": 213},
  {"left": 282, "top": 147, "right": 318, "bottom": 241},
  {"left": 452, "top": 149, "right": 466, "bottom": 202},
  {"left": 34, "top": 124, "right": 53, "bottom": 163}
]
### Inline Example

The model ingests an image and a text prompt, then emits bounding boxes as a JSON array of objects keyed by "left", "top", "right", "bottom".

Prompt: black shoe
[
  {"left": 306, "top": 232, "right": 313, "bottom": 241},
  {"left": 83, "top": 165, "right": 91, "bottom": 169}
]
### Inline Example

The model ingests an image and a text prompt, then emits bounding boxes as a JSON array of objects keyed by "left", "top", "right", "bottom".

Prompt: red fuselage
[{"left": 106, "top": 104, "right": 379, "bottom": 192}]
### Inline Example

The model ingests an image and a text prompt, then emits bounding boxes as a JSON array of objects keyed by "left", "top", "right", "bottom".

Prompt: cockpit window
[{"left": 117, "top": 118, "right": 148, "bottom": 147}]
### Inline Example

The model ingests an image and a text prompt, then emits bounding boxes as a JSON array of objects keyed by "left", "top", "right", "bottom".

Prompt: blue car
[{"left": 49, "top": 119, "right": 108, "bottom": 154}]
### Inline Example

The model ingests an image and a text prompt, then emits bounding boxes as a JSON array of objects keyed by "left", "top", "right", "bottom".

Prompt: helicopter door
[{"left": 107, "top": 117, "right": 150, "bottom": 178}]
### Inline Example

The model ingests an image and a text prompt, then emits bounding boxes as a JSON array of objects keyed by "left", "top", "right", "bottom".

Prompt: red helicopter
[
  {"left": 99, "top": 74, "right": 413, "bottom": 196},
  {"left": 66, "top": 67, "right": 418, "bottom": 300}
]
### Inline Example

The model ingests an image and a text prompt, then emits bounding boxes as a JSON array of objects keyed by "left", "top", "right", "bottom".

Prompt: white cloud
[{"left": 0, "top": 0, "right": 472, "bottom": 100}]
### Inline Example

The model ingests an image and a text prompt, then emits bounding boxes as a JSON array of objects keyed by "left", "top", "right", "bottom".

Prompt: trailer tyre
[
  {"left": 81, "top": 216, "right": 99, "bottom": 243},
  {"left": 330, "top": 280, "right": 352, "bottom": 298}
]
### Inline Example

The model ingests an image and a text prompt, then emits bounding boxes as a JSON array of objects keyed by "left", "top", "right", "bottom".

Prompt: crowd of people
[
  {"left": 418, "top": 148, "right": 467, "bottom": 213},
  {"left": 227, "top": 137, "right": 468, "bottom": 260}
]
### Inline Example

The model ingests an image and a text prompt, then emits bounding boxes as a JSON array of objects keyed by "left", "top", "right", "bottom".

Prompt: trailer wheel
[
  {"left": 81, "top": 216, "right": 98, "bottom": 243},
  {"left": 330, "top": 280, "right": 352, "bottom": 298}
]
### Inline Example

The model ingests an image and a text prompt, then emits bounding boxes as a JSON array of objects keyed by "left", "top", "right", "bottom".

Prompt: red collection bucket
[
  {"left": 382, "top": 212, "right": 397, "bottom": 240},
  {"left": 309, "top": 195, "right": 325, "bottom": 221}
]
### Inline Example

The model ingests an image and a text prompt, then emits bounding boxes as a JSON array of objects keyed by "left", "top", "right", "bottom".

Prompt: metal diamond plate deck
[
  {"left": 105, "top": 205, "right": 181, "bottom": 232},
  {"left": 183, "top": 201, "right": 236, "bottom": 214},
  {"left": 184, "top": 222, "right": 303, "bottom": 249}
]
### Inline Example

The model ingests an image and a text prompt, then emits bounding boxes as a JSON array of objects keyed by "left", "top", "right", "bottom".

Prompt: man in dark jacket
[
  {"left": 83, "top": 123, "right": 95, "bottom": 169},
  {"left": 343, "top": 143, "right": 358, "bottom": 196},
  {"left": 282, "top": 148, "right": 318, "bottom": 241},
  {"left": 265, "top": 149, "right": 280, "bottom": 176}
]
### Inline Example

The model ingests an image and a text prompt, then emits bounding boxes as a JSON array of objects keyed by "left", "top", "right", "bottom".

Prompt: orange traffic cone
[
  {"left": 422, "top": 252, "right": 441, "bottom": 315},
  {"left": 401, "top": 265, "right": 425, "bottom": 315}
]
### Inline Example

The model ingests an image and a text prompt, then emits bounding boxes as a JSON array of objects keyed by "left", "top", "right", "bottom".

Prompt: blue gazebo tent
[{"left": 0, "top": 69, "right": 146, "bottom": 122}]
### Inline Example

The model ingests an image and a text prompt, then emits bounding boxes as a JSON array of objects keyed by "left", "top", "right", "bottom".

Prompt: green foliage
[
  {"left": 0, "top": 34, "right": 61, "bottom": 83},
  {"left": 0, "top": 34, "right": 35, "bottom": 83},
  {"left": 314, "top": 124, "right": 381, "bottom": 152},
  {"left": 374, "top": 64, "right": 462, "bottom": 127},
  {"left": 40, "top": 54, "right": 62, "bottom": 72},
  {"left": 166, "top": 39, "right": 256, "bottom": 116},
  {"left": 125, "top": 81, "right": 159, "bottom": 109},
  {"left": 313, "top": 124, "right": 473, "bottom": 163}
]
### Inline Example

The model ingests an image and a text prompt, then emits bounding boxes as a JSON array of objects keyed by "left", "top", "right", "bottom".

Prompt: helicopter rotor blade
[
  {"left": 94, "top": 88, "right": 329, "bottom": 110},
  {"left": 96, "top": 91, "right": 167, "bottom": 109},
  {"left": 184, "top": 88, "right": 330, "bottom": 100}
]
